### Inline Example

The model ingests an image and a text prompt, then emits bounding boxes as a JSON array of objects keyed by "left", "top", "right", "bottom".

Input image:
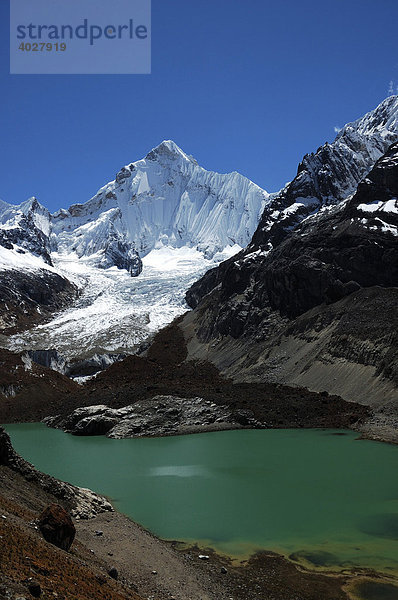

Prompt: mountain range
[
  {"left": 0, "top": 139, "right": 270, "bottom": 272},
  {"left": 0, "top": 139, "right": 270, "bottom": 337},
  {"left": 0, "top": 96, "right": 397, "bottom": 442},
  {"left": 181, "top": 98, "right": 398, "bottom": 442}
]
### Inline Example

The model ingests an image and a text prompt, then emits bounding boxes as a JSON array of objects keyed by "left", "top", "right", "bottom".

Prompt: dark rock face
[
  {"left": 260, "top": 144, "right": 398, "bottom": 319},
  {"left": 186, "top": 264, "right": 223, "bottom": 309},
  {"left": 187, "top": 97, "right": 398, "bottom": 312},
  {"left": 102, "top": 233, "right": 143, "bottom": 277},
  {"left": 38, "top": 504, "right": 76, "bottom": 551},
  {"left": 0, "top": 426, "right": 16, "bottom": 466},
  {"left": 0, "top": 269, "right": 78, "bottom": 334},
  {"left": 187, "top": 142, "right": 398, "bottom": 332}
]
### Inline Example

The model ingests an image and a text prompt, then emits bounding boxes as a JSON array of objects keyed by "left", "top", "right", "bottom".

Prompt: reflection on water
[{"left": 149, "top": 465, "right": 215, "bottom": 478}]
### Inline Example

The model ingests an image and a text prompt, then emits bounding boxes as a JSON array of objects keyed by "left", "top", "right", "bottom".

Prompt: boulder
[
  {"left": 38, "top": 504, "right": 75, "bottom": 551},
  {"left": 51, "top": 395, "right": 239, "bottom": 439}
]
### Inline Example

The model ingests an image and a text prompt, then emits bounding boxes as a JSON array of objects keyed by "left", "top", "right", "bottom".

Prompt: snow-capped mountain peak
[
  {"left": 0, "top": 196, "right": 52, "bottom": 266},
  {"left": 145, "top": 139, "right": 198, "bottom": 164},
  {"left": 0, "top": 139, "right": 270, "bottom": 290},
  {"left": 337, "top": 95, "right": 398, "bottom": 139},
  {"left": 250, "top": 95, "right": 398, "bottom": 250},
  {"left": 0, "top": 138, "right": 271, "bottom": 357},
  {"left": 50, "top": 140, "right": 270, "bottom": 263}
]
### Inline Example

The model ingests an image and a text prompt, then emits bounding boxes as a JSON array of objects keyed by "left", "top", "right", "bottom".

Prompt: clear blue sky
[{"left": 1, "top": 0, "right": 398, "bottom": 211}]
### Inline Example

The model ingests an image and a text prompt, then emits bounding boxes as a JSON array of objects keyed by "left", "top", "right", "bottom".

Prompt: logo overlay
[{"left": 10, "top": 0, "right": 151, "bottom": 74}]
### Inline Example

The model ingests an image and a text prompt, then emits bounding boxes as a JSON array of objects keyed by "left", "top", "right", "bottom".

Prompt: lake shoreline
[
  {"left": 75, "top": 507, "right": 369, "bottom": 600},
  {"left": 4, "top": 410, "right": 398, "bottom": 447},
  {"left": 2, "top": 425, "right": 398, "bottom": 600},
  {"left": 68, "top": 500, "right": 398, "bottom": 600},
  {"left": 5, "top": 417, "right": 398, "bottom": 456}
]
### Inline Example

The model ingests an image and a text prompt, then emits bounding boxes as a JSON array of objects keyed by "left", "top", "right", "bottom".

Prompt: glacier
[
  {"left": 0, "top": 140, "right": 269, "bottom": 360},
  {"left": 2, "top": 246, "right": 239, "bottom": 360}
]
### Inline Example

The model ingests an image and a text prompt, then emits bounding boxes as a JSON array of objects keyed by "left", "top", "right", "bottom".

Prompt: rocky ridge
[
  {"left": 185, "top": 142, "right": 398, "bottom": 340},
  {"left": 45, "top": 394, "right": 255, "bottom": 438},
  {"left": 187, "top": 96, "right": 398, "bottom": 311},
  {"left": 181, "top": 135, "right": 398, "bottom": 442},
  {"left": 251, "top": 94, "right": 398, "bottom": 251}
]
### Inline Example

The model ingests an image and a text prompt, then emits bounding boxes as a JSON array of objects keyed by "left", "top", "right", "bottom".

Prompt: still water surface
[{"left": 5, "top": 424, "right": 398, "bottom": 574}]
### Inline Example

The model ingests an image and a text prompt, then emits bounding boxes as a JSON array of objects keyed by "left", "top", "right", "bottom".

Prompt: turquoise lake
[{"left": 4, "top": 424, "right": 398, "bottom": 574}]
